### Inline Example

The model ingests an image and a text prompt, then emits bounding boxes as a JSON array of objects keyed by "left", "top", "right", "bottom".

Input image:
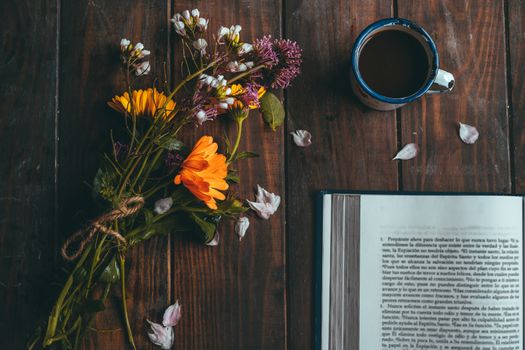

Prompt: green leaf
[
  {"left": 260, "top": 92, "right": 285, "bottom": 131},
  {"left": 235, "top": 151, "right": 259, "bottom": 160},
  {"left": 99, "top": 257, "right": 120, "bottom": 284},
  {"left": 189, "top": 213, "right": 217, "bottom": 243}
]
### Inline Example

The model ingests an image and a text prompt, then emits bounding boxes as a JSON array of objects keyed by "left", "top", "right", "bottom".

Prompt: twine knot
[{"left": 61, "top": 196, "right": 145, "bottom": 260}]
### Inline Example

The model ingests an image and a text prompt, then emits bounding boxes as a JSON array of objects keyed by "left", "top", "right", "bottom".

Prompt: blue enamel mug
[{"left": 350, "top": 18, "right": 455, "bottom": 111}]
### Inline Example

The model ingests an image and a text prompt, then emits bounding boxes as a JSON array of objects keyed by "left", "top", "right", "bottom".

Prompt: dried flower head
[{"left": 269, "top": 38, "right": 302, "bottom": 88}]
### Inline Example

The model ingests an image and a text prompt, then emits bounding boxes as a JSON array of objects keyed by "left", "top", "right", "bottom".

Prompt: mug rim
[{"left": 351, "top": 17, "right": 439, "bottom": 104}]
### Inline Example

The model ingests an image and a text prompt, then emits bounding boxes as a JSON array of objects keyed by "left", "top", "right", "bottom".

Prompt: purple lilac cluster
[{"left": 241, "top": 83, "right": 263, "bottom": 109}]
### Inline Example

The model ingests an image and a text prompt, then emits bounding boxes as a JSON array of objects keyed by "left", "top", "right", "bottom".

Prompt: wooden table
[{"left": 1, "top": 0, "right": 523, "bottom": 349}]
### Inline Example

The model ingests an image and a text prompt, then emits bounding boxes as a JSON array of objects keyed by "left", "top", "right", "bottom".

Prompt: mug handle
[{"left": 426, "top": 69, "right": 455, "bottom": 94}]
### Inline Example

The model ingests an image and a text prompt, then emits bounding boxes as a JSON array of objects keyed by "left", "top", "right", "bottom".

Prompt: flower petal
[
  {"left": 154, "top": 197, "right": 173, "bottom": 215},
  {"left": 235, "top": 217, "right": 250, "bottom": 241},
  {"left": 459, "top": 122, "right": 479, "bottom": 144},
  {"left": 393, "top": 143, "right": 418, "bottom": 160},
  {"left": 147, "top": 320, "right": 174, "bottom": 350},
  {"left": 163, "top": 301, "right": 182, "bottom": 327},
  {"left": 290, "top": 130, "right": 312, "bottom": 147}
]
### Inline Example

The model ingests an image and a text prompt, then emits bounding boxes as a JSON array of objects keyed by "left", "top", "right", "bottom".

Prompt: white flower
[
  {"left": 238, "top": 43, "right": 253, "bottom": 55},
  {"left": 245, "top": 61, "right": 254, "bottom": 69},
  {"left": 290, "top": 130, "right": 312, "bottom": 147},
  {"left": 135, "top": 42, "right": 144, "bottom": 51},
  {"left": 235, "top": 217, "right": 250, "bottom": 241},
  {"left": 134, "top": 61, "right": 151, "bottom": 76},
  {"left": 171, "top": 13, "right": 182, "bottom": 23},
  {"left": 218, "top": 102, "right": 229, "bottom": 110},
  {"left": 191, "top": 9, "right": 200, "bottom": 18},
  {"left": 218, "top": 26, "right": 230, "bottom": 42},
  {"left": 247, "top": 185, "right": 281, "bottom": 220},
  {"left": 120, "top": 38, "right": 131, "bottom": 50},
  {"left": 206, "top": 231, "right": 220, "bottom": 246},
  {"left": 226, "top": 61, "right": 248, "bottom": 72},
  {"left": 193, "top": 38, "right": 208, "bottom": 55},
  {"left": 147, "top": 320, "right": 174, "bottom": 350},
  {"left": 182, "top": 10, "right": 191, "bottom": 20},
  {"left": 195, "top": 110, "right": 207, "bottom": 125},
  {"left": 163, "top": 301, "right": 182, "bottom": 327},
  {"left": 224, "top": 97, "right": 235, "bottom": 105},
  {"left": 140, "top": 49, "right": 151, "bottom": 57},
  {"left": 197, "top": 17, "right": 208, "bottom": 31},
  {"left": 154, "top": 197, "right": 173, "bottom": 215},
  {"left": 173, "top": 21, "right": 186, "bottom": 36}
]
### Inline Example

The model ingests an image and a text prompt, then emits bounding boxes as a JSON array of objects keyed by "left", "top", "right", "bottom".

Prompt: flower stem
[
  {"left": 228, "top": 118, "right": 244, "bottom": 163},
  {"left": 119, "top": 254, "right": 137, "bottom": 350},
  {"left": 228, "top": 65, "right": 265, "bottom": 84}
]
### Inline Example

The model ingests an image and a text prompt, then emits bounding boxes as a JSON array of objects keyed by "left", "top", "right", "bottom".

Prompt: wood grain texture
[
  {"left": 58, "top": 1, "right": 170, "bottom": 348},
  {"left": 169, "top": 1, "right": 286, "bottom": 349},
  {"left": 398, "top": 0, "right": 511, "bottom": 192},
  {"left": 284, "top": 1, "right": 398, "bottom": 349},
  {"left": 509, "top": 0, "right": 525, "bottom": 192},
  {"left": 0, "top": 0, "right": 58, "bottom": 348}
]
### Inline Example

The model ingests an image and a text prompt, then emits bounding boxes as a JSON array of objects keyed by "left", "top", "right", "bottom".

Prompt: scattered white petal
[
  {"left": 290, "top": 130, "right": 312, "bottom": 147},
  {"left": 206, "top": 231, "right": 220, "bottom": 246},
  {"left": 235, "top": 217, "right": 250, "bottom": 241},
  {"left": 247, "top": 185, "right": 281, "bottom": 220},
  {"left": 393, "top": 143, "right": 418, "bottom": 160},
  {"left": 154, "top": 197, "right": 173, "bottom": 215},
  {"left": 459, "top": 122, "right": 479, "bottom": 144},
  {"left": 162, "top": 301, "right": 182, "bottom": 327},
  {"left": 147, "top": 320, "right": 174, "bottom": 350}
]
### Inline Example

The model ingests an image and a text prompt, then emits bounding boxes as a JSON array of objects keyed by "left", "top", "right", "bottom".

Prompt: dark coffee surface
[{"left": 358, "top": 29, "right": 429, "bottom": 98}]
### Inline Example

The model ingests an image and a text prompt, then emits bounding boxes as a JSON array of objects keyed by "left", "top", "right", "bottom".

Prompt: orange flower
[
  {"left": 108, "top": 88, "right": 176, "bottom": 119},
  {"left": 174, "top": 136, "right": 229, "bottom": 210}
]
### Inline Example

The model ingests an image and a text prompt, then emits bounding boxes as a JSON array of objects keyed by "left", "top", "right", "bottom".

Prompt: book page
[{"left": 360, "top": 195, "right": 523, "bottom": 350}]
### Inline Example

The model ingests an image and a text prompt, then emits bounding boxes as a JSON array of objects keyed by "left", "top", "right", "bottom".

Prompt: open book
[{"left": 316, "top": 193, "right": 523, "bottom": 350}]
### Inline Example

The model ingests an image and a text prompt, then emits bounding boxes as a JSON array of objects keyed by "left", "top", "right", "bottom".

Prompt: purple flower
[
  {"left": 270, "top": 38, "right": 302, "bottom": 88},
  {"left": 252, "top": 35, "right": 278, "bottom": 68},
  {"left": 241, "top": 83, "right": 263, "bottom": 109}
]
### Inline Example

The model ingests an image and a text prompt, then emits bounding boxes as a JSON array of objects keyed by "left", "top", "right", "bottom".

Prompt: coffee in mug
[{"left": 350, "top": 18, "right": 455, "bottom": 111}]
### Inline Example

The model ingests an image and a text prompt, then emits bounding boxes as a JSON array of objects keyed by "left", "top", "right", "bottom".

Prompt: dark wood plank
[
  {"left": 398, "top": 0, "right": 510, "bottom": 192},
  {"left": 509, "top": 0, "right": 525, "bottom": 193},
  {"left": 168, "top": 2, "right": 286, "bottom": 349},
  {"left": 58, "top": 1, "right": 170, "bottom": 348},
  {"left": 0, "top": 0, "right": 58, "bottom": 348},
  {"left": 284, "top": 1, "right": 398, "bottom": 349}
]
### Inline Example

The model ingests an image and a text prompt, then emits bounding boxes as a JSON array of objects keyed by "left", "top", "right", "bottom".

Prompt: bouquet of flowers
[{"left": 31, "top": 8, "right": 301, "bottom": 350}]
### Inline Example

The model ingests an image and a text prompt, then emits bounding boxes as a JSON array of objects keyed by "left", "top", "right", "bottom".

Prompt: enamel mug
[{"left": 350, "top": 18, "right": 455, "bottom": 111}]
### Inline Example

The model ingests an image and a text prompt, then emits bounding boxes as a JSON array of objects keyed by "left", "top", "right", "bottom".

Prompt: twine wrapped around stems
[{"left": 61, "top": 196, "right": 145, "bottom": 260}]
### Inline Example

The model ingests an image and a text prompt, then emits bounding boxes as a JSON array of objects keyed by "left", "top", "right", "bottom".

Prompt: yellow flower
[
  {"left": 174, "top": 136, "right": 229, "bottom": 210},
  {"left": 229, "top": 84, "right": 267, "bottom": 110},
  {"left": 108, "top": 88, "right": 176, "bottom": 119}
]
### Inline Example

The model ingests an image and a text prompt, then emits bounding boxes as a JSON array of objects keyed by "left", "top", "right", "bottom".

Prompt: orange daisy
[{"left": 174, "top": 136, "right": 229, "bottom": 210}]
